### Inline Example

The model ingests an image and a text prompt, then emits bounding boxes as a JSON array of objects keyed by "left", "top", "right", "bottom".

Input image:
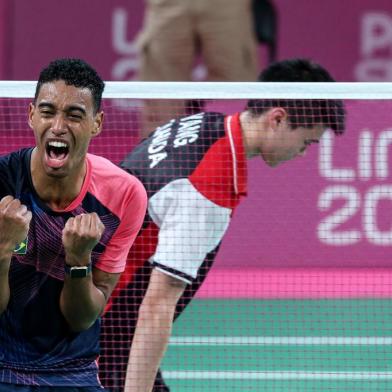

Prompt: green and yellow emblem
[{"left": 14, "top": 238, "right": 28, "bottom": 255}]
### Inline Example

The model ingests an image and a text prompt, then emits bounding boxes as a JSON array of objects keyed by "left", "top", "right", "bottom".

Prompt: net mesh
[{"left": 1, "top": 83, "right": 392, "bottom": 392}]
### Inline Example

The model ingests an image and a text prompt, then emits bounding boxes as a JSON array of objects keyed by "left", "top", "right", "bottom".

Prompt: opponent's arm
[
  {"left": 60, "top": 212, "right": 119, "bottom": 332},
  {"left": 124, "top": 268, "right": 186, "bottom": 392},
  {"left": 0, "top": 196, "right": 32, "bottom": 315}
]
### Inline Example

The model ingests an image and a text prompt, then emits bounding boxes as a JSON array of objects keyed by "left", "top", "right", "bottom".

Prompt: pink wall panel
[{"left": 4, "top": 0, "right": 392, "bottom": 81}]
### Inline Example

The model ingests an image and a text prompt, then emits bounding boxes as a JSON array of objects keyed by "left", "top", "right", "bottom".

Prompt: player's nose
[
  {"left": 51, "top": 114, "right": 67, "bottom": 135},
  {"left": 298, "top": 147, "right": 307, "bottom": 157}
]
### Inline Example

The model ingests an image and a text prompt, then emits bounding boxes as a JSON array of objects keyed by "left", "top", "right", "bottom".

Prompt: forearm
[
  {"left": 125, "top": 269, "right": 186, "bottom": 392},
  {"left": 60, "top": 273, "right": 105, "bottom": 332},
  {"left": 0, "top": 253, "right": 11, "bottom": 315},
  {"left": 0, "top": 196, "right": 32, "bottom": 314},
  {"left": 124, "top": 300, "right": 175, "bottom": 392}
]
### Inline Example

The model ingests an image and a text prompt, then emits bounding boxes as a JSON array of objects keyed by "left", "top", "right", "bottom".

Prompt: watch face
[
  {"left": 70, "top": 267, "right": 89, "bottom": 278},
  {"left": 66, "top": 265, "right": 92, "bottom": 278}
]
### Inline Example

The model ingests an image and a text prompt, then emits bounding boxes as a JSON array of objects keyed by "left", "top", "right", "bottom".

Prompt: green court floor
[{"left": 161, "top": 299, "right": 392, "bottom": 391}]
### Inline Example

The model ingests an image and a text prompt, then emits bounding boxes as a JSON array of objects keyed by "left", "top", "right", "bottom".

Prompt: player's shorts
[
  {"left": 0, "top": 384, "right": 108, "bottom": 392},
  {"left": 137, "top": 0, "right": 258, "bottom": 82},
  {"left": 153, "top": 369, "right": 170, "bottom": 391}
]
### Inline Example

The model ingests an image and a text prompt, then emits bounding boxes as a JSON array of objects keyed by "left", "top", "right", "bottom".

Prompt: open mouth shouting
[{"left": 45, "top": 139, "right": 70, "bottom": 169}]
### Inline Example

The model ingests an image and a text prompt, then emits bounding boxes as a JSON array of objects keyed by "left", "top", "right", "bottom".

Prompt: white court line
[
  {"left": 162, "top": 371, "right": 392, "bottom": 380},
  {"left": 169, "top": 336, "right": 392, "bottom": 345}
]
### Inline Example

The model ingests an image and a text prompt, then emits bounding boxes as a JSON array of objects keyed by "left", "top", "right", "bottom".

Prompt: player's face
[
  {"left": 28, "top": 80, "right": 103, "bottom": 178},
  {"left": 262, "top": 123, "right": 326, "bottom": 167}
]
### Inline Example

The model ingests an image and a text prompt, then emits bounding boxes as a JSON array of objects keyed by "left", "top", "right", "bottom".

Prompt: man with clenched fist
[{"left": 0, "top": 58, "right": 147, "bottom": 392}]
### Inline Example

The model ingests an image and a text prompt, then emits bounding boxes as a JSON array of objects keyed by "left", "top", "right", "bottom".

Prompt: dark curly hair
[
  {"left": 246, "top": 58, "right": 346, "bottom": 134},
  {"left": 34, "top": 58, "right": 105, "bottom": 113}
]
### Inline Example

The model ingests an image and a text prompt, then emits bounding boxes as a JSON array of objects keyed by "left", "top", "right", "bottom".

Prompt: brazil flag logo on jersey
[{"left": 14, "top": 238, "right": 28, "bottom": 255}]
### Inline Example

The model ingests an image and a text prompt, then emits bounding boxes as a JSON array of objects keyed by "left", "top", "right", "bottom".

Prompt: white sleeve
[{"left": 148, "top": 178, "right": 232, "bottom": 283}]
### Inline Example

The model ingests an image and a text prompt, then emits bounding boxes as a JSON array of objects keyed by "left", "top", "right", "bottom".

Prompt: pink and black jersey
[
  {"left": 100, "top": 112, "right": 247, "bottom": 391},
  {"left": 0, "top": 148, "right": 147, "bottom": 387}
]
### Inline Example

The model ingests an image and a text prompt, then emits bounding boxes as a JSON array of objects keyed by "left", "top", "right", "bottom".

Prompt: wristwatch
[{"left": 64, "top": 264, "right": 92, "bottom": 278}]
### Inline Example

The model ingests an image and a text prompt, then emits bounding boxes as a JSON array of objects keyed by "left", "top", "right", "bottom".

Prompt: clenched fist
[
  {"left": 0, "top": 196, "right": 32, "bottom": 257},
  {"left": 62, "top": 212, "right": 105, "bottom": 266}
]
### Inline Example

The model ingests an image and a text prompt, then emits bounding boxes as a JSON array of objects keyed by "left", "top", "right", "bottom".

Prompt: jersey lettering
[
  {"left": 173, "top": 113, "right": 203, "bottom": 148},
  {"left": 148, "top": 120, "right": 174, "bottom": 168}
]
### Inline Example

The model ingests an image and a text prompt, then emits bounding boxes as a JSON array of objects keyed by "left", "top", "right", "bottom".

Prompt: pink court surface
[{"left": 197, "top": 268, "right": 392, "bottom": 299}]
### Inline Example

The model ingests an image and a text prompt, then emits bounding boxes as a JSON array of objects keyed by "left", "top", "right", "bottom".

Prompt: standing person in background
[
  {"left": 0, "top": 58, "right": 147, "bottom": 391},
  {"left": 99, "top": 58, "right": 346, "bottom": 392},
  {"left": 136, "top": 0, "right": 259, "bottom": 138}
]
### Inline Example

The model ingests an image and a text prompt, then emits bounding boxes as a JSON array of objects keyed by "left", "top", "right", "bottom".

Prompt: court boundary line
[
  {"left": 163, "top": 370, "right": 392, "bottom": 380},
  {"left": 169, "top": 336, "right": 392, "bottom": 345}
]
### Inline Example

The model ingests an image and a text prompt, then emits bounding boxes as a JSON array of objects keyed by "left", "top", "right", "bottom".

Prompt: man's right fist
[{"left": 0, "top": 196, "right": 32, "bottom": 254}]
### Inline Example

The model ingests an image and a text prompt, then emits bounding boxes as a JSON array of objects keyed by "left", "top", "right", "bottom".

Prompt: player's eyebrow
[
  {"left": 37, "top": 102, "right": 55, "bottom": 110},
  {"left": 37, "top": 102, "right": 87, "bottom": 116}
]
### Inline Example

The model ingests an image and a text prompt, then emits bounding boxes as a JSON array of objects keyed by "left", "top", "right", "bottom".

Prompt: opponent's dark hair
[
  {"left": 246, "top": 58, "right": 345, "bottom": 134},
  {"left": 34, "top": 58, "right": 105, "bottom": 113}
]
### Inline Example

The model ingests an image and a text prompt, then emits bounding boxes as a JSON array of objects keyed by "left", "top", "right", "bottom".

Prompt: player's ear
[
  {"left": 91, "top": 111, "right": 104, "bottom": 137},
  {"left": 27, "top": 102, "right": 35, "bottom": 129},
  {"left": 268, "top": 107, "right": 288, "bottom": 131}
]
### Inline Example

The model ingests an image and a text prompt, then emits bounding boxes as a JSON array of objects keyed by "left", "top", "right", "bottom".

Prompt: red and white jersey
[{"left": 120, "top": 112, "right": 247, "bottom": 285}]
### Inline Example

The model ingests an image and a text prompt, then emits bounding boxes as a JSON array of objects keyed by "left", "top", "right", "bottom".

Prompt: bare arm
[
  {"left": 0, "top": 254, "right": 11, "bottom": 316},
  {"left": 61, "top": 266, "right": 120, "bottom": 332},
  {"left": 0, "top": 196, "right": 31, "bottom": 315},
  {"left": 60, "top": 212, "right": 119, "bottom": 332},
  {"left": 124, "top": 268, "right": 186, "bottom": 392}
]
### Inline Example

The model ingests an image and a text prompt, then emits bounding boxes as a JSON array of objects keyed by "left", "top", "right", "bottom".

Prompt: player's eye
[
  {"left": 67, "top": 111, "right": 84, "bottom": 121},
  {"left": 304, "top": 139, "right": 319, "bottom": 146},
  {"left": 40, "top": 110, "right": 54, "bottom": 117},
  {"left": 69, "top": 114, "right": 83, "bottom": 120}
]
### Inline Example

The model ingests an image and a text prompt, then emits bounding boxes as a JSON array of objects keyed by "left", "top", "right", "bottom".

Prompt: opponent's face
[
  {"left": 28, "top": 80, "right": 103, "bottom": 178},
  {"left": 262, "top": 121, "right": 325, "bottom": 167}
]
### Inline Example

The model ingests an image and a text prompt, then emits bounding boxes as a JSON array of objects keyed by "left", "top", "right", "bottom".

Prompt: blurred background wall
[{"left": 0, "top": 0, "right": 391, "bottom": 81}]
